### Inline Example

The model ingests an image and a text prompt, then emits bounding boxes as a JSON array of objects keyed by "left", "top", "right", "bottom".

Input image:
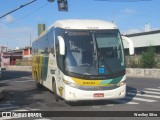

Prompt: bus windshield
[{"left": 64, "top": 29, "right": 125, "bottom": 78}]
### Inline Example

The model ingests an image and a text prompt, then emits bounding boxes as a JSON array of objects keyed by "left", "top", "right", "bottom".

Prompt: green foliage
[
  {"left": 128, "top": 58, "right": 141, "bottom": 68},
  {"left": 157, "top": 63, "right": 160, "bottom": 68},
  {"left": 129, "top": 58, "right": 137, "bottom": 68},
  {"left": 15, "top": 59, "right": 31, "bottom": 66},
  {"left": 140, "top": 46, "right": 157, "bottom": 68},
  {"left": 16, "top": 59, "right": 22, "bottom": 66}
]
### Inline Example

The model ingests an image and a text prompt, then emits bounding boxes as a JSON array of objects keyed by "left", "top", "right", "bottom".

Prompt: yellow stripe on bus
[{"left": 72, "top": 77, "right": 104, "bottom": 86}]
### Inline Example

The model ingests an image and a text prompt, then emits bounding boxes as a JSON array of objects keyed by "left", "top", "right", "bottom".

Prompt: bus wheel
[
  {"left": 36, "top": 80, "right": 41, "bottom": 88},
  {"left": 53, "top": 81, "right": 59, "bottom": 102},
  {"left": 35, "top": 73, "right": 41, "bottom": 88}
]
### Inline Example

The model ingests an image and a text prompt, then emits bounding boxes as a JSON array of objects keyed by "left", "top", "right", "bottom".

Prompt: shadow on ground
[{"left": 0, "top": 70, "right": 31, "bottom": 81}]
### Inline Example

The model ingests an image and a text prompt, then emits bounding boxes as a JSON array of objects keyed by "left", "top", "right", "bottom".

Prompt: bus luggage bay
[{"left": 32, "top": 19, "right": 134, "bottom": 101}]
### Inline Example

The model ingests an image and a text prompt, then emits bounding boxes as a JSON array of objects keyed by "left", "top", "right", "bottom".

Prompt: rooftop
[{"left": 125, "top": 29, "right": 160, "bottom": 37}]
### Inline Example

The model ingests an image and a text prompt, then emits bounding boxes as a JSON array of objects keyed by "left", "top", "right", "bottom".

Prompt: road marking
[
  {"left": 14, "top": 80, "right": 33, "bottom": 83},
  {"left": 112, "top": 99, "right": 139, "bottom": 104},
  {"left": 0, "top": 103, "right": 15, "bottom": 108},
  {"left": 127, "top": 92, "right": 160, "bottom": 99},
  {"left": 126, "top": 96, "right": 157, "bottom": 102},
  {"left": 0, "top": 80, "right": 34, "bottom": 84},
  {"left": 130, "top": 90, "right": 160, "bottom": 95},
  {"left": 92, "top": 105, "right": 102, "bottom": 109},
  {"left": 0, "top": 106, "right": 19, "bottom": 111},
  {"left": 140, "top": 91, "right": 160, "bottom": 95},
  {"left": 21, "top": 77, "right": 32, "bottom": 79},
  {"left": 34, "top": 118, "right": 52, "bottom": 120},
  {"left": 106, "top": 104, "right": 114, "bottom": 106},
  {"left": 13, "top": 108, "right": 41, "bottom": 111},
  {"left": 145, "top": 88, "right": 160, "bottom": 91},
  {"left": 0, "top": 80, "right": 12, "bottom": 83}
]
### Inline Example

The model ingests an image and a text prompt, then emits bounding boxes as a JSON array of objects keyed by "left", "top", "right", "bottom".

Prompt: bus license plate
[{"left": 94, "top": 93, "right": 104, "bottom": 98}]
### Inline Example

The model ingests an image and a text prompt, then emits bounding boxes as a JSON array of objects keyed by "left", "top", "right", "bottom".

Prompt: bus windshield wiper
[{"left": 82, "top": 73, "right": 91, "bottom": 78}]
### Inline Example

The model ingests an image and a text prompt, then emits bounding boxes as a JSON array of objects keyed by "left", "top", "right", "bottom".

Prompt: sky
[{"left": 0, "top": 0, "right": 160, "bottom": 49}]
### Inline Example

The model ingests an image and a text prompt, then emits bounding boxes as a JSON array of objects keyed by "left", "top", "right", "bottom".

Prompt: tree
[{"left": 140, "top": 46, "right": 157, "bottom": 68}]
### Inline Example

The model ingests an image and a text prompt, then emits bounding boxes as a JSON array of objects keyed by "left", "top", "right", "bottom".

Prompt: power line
[
  {"left": 5, "top": 3, "right": 49, "bottom": 26},
  {"left": 94, "top": 0, "right": 152, "bottom": 2},
  {"left": 0, "top": 0, "right": 67, "bottom": 19},
  {"left": 0, "top": 0, "right": 37, "bottom": 19}
]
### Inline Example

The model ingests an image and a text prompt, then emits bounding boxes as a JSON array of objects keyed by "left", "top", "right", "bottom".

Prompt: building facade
[
  {"left": 0, "top": 46, "right": 32, "bottom": 67},
  {"left": 123, "top": 30, "right": 160, "bottom": 55}
]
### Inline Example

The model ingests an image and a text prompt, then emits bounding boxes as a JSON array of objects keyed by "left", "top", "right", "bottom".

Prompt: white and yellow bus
[{"left": 32, "top": 19, "right": 134, "bottom": 101}]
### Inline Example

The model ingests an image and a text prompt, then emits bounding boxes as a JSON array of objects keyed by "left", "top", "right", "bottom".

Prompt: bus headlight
[
  {"left": 117, "top": 80, "right": 126, "bottom": 87},
  {"left": 63, "top": 80, "right": 78, "bottom": 88}
]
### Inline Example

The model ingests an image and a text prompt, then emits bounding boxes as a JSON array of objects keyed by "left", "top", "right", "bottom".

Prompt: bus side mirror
[
  {"left": 57, "top": 36, "right": 65, "bottom": 55},
  {"left": 122, "top": 36, "right": 134, "bottom": 55}
]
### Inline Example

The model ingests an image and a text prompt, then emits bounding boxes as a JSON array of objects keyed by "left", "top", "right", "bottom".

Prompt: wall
[
  {"left": 1, "top": 57, "right": 10, "bottom": 66},
  {"left": 123, "top": 30, "right": 160, "bottom": 49},
  {"left": 5, "top": 66, "right": 32, "bottom": 72},
  {"left": 125, "top": 54, "right": 160, "bottom": 68},
  {"left": 126, "top": 68, "right": 160, "bottom": 79},
  {"left": 4, "top": 66, "right": 160, "bottom": 79}
]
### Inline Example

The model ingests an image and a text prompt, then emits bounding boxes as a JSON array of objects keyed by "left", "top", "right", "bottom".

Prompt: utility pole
[{"left": 30, "top": 33, "right": 32, "bottom": 47}]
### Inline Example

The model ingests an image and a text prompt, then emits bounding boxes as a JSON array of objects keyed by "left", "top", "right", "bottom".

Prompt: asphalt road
[{"left": 0, "top": 70, "right": 160, "bottom": 119}]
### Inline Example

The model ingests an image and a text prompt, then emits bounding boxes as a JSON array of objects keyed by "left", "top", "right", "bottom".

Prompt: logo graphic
[
  {"left": 58, "top": 87, "right": 64, "bottom": 97},
  {"left": 99, "top": 67, "right": 105, "bottom": 74},
  {"left": 2, "top": 112, "right": 12, "bottom": 118}
]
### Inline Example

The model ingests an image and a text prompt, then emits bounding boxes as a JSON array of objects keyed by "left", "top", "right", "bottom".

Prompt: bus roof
[
  {"left": 34, "top": 19, "right": 118, "bottom": 42},
  {"left": 50, "top": 19, "right": 118, "bottom": 30}
]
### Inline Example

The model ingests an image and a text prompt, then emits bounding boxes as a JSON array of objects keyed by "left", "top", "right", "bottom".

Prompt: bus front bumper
[{"left": 62, "top": 84, "right": 126, "bottom": 101}]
